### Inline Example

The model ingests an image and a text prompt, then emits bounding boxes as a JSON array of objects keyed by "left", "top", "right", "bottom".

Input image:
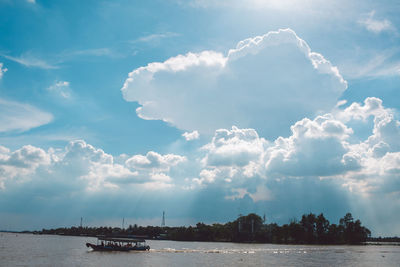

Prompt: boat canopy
[{"left": 97, "top": 237, "right": 146, "bottom": 243}]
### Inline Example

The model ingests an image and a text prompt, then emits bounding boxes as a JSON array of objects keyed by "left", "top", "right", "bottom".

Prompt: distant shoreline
[
  {"left": 2, "top": 212, "right": 398, "bottom": 246},
  {"left": 2, "top": 231, "right": 400, "bottom": 246}
]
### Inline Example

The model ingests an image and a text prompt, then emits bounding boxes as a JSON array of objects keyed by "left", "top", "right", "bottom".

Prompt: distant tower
[
  {"left": 122, "top": 218, "right": 125, "bottom": 230},
  {"left": 161, "top": 211, "right": 165, "bottom": 227},
  {"left": 80, "top": 217, "right": 83, "bottom": 228},
  {"left": 238, "top": 214, "right": 242, "bottom": 232},
  {"left": 263, "top": 213, "right": 266, "bottom": 224}
]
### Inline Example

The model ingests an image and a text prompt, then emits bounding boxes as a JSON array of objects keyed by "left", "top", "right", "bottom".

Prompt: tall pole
[
  {"left": 80, "top": 217, "right": 83, "bottom": 228},
  {"left": 122, "top": 218, "right": 125, "bottom": 230},
  {"left": 238, "top": 217, "right": 241, "bottom": 232},
  {"left": 161, "top": 211, "right": 165, "bottom": 227}
]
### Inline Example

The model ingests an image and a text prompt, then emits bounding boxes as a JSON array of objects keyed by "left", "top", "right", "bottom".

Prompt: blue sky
[{"left": 0, "top": 0, "right": 400, "bottom": 236}]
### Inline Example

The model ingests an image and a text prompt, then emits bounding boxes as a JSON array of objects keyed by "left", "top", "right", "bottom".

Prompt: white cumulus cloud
[
  {"left": 0, "top": 145, "right": 50, "bottom": 188},
  {"left": 0, "top": 140, "right": 187, "bottom": 191},
  {"left": 193, "top": 97, "right": 400, "bottom": 201},
  {"left": 125, "top": 151, "right": 186, "bottom": 171},
  {"left": 265, "top": 114, "right": 358, "bottom": 177},
  {"left": 122, "top": 28, "right": 347, "bottom": 138},
  {"left": 182, "top": 130, "right": 200, "bottom": 141},
  {"left": 202, "top": 126, "right": 267, "bottom": 168}
]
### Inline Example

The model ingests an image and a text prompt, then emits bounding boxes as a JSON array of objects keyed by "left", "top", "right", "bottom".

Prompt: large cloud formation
[
  {"left": 122, "top": 28, "right": 347, "bottom": 137},
  {"left": 1, "top": 98, "right": 400, "bottom": 235},
  {"left": 1, "top": 98, "right": 397, "bottom": 197},
  {"left": 195, "top": 97, "right": 400, "bottom": 193}
]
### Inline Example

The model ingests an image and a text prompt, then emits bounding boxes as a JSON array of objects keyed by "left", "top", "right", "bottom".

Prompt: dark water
[{"left": 1, "top": 233, "right": 399, "bottom": 266}]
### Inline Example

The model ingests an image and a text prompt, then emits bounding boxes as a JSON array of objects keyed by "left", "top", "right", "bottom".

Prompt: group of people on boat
[{"left": 100, "top": 241, "right": 137, "bottom": 249}]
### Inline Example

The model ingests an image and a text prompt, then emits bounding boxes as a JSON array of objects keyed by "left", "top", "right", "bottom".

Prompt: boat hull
[{"left": 86, "top": 243, "right": 150, "bottom": 251}]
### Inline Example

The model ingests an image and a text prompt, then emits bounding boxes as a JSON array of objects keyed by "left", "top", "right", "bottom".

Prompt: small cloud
[
  {"left": 62, "top": 48, "right": 119, "bottom": 58},
  {"left": 27, "top": 0, "right": 36, "bottom": 3},
  {"left": 0, "top": 98, "right": 53, "bottom": 133},
  {"left": 2, "top": 53, "right": 57, "bottom": 69},
  {"left": 249, "top": 185, "right": 273, "bottom": 202},
  {"left": 132, "top": 32, "right": 180, "bottom": 44},
  {"left": 125, "top": 151, "right": 186, "bottom": 171},
  {"left": 182, "top": 130, "right": 200, "bottom": 141},
  {"left": 225, "top": 188, "right": 248, "bottom": 200},
  {"left": 335, "top": 100, "right": 347, "bottom": 108},
  {"left": 47, "top": 81, "right": 71, "bottom": 99},
  {"left": 358, "top": 11, "right": 395, "bottom": 34},
  {"left": 339, "top": 51, "right": 400, "bottom": 79},
  {"left": 0, "top": 63, "right": 7, "bottom": 79}
]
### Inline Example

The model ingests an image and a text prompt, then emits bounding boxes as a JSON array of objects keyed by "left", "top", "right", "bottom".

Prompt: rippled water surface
[{"left": 1, "top": 233, "right": 399, "bottom": 266}]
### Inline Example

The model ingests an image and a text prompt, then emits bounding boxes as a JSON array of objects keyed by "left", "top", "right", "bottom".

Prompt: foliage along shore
[{"left": 18, "top": 212, "right": 379, "bottom": 245}]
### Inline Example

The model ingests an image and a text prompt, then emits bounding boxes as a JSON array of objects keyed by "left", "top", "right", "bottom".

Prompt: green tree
[
  {"left": 301, "top": 213, "right": 316, "bottom": 243},
  {"left": 316, "top": 213, "right": 329, "bottom": 243}
]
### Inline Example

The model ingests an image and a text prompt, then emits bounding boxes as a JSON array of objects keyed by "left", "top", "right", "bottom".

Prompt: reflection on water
[
  {"left": 1, "top": 233, "right": 400, "bottom": 267},
  {"left": 151, "top": 247, "right": 309, "bottom": 254}
]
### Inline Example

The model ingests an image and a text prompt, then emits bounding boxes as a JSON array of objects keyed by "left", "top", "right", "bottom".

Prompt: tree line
[{"left": 34, "top": 212, "right": 371, "bottom": 244}]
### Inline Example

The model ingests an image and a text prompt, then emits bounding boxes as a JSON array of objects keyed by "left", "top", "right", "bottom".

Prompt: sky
[{"left": 0, "top": 0, "right": 399, "bottom": 236}]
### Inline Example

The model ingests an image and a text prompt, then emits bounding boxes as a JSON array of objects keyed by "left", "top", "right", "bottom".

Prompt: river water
[{"left": 1, "top": 233, "right": 399, "bottom": 266}]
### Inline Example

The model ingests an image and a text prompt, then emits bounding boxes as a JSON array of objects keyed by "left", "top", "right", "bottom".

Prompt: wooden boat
[{"left": 86, "top": 237, "right": 150, "bottom": 251}]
